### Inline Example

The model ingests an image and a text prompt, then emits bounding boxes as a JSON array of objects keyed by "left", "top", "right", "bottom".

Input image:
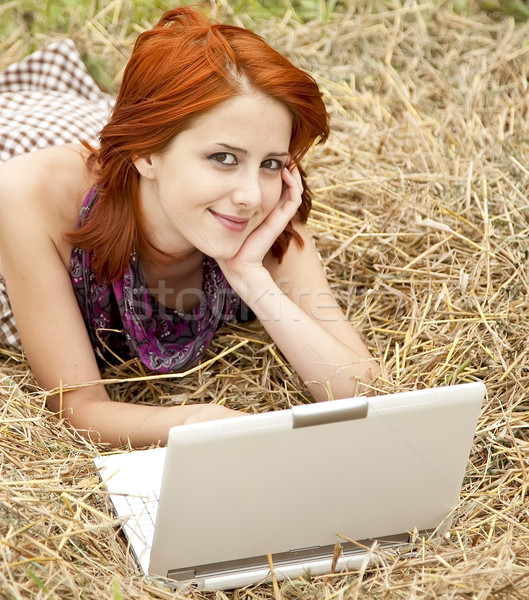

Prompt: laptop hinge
[
  {"left": 292, "top": 398, "right": 368, "bottom": 428},
  {"left": 167, "top": 568, "right": 196, "bottom": 581},
  {"left": 165, "top": 532, "right": 424, "bottom": 583}
]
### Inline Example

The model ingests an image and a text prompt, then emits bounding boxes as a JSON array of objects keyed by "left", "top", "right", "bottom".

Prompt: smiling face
[{"left": 134, "top": 94, "right": 293, "bottom": 261}]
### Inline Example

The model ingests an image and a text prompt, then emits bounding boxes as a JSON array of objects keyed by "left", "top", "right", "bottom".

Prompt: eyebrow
[{"left": 215, "top": 143, "right": 290, "bottom": 158}]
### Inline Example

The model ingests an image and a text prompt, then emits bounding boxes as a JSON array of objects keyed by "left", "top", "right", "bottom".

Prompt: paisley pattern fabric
[{"left": 70, "top": 189, "right": 243, "bottom": 373}]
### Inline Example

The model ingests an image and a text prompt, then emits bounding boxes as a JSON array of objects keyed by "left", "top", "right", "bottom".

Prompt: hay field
[{"left": 1, "top": 0, "right": 529, "bottom": 598}]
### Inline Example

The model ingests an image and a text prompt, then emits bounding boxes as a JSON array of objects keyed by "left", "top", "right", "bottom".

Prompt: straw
[{"left": 1, "top": 1, "right": 529, "bottom": 598}]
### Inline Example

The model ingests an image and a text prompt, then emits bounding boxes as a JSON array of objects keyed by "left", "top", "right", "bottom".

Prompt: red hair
[{"left": 69, "top": 6, "right": 329, "bottom": 282}]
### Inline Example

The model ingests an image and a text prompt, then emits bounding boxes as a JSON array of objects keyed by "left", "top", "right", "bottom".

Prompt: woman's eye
[
  {"left": 210, "top": 152, "right": 237, "bottom": 166},
  {"left": 261, "top": 158, "right": 283, "bottom": 170}
]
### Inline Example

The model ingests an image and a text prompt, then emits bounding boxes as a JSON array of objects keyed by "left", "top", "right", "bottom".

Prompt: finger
[{"left": 281, "top": 166, "right": 303, "bottom": 199}]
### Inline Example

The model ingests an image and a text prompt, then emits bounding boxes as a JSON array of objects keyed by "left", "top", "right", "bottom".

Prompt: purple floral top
[{"left": 70, "top": 189, "right": 244, "bottom": 373}]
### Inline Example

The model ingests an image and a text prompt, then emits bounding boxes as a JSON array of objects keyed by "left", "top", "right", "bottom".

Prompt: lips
[{"left": 209, "top": 209, "right": 250, "bottom": 233}]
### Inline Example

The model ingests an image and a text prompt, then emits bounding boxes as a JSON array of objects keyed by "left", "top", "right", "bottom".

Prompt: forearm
[
  {"left": 49, "top": 387, "right": 237, "bottom": 447},
  {"left": 239, "top": 271, "right": 379, "bottom": 400}
]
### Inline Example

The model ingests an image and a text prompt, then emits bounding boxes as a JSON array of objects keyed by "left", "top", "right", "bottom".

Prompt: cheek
[{"left": 263, "top": 178, "right": 284, "bottom": 211}]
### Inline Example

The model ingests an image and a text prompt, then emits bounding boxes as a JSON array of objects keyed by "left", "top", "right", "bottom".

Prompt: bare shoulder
[
  {"left": 0, "top": 144, "right": 92, "bottom": 210},
  {"left": 0, "top": 144, "right": 94, "bottom": 266}
]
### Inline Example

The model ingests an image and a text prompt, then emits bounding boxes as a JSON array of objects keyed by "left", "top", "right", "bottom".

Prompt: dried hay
[{"left": 1, "top": 1, "right": 529, "bottom": 598}]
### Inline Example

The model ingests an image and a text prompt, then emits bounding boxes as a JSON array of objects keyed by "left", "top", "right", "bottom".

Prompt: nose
[{"left": 231, "top": 169, "right": 262, "bottom": 209}]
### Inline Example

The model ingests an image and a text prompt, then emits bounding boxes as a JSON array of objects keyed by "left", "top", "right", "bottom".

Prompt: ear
[{"left": 133, "top": 154, "right": 157, "bottom": 180}]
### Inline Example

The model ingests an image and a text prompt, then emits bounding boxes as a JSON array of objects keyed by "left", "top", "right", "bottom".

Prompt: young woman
[{"left": 0, "top": 7, "right": 379, "bottom": 447}]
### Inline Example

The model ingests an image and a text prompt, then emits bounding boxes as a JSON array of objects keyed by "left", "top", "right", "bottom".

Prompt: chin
[
  {"left": 203, "top": 246, "right": 241, "bottom": 262},
  {"left": 201, "top": 235, "right": 248, "bottom": 262}
]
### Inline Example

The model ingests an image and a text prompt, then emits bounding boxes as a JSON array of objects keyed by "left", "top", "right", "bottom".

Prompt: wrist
[
  {"left": 180, "top": 403, "right": 240, "bottom": 425},
  {"left": 230, "top": 267, "right": 277, "bottom": 308}
]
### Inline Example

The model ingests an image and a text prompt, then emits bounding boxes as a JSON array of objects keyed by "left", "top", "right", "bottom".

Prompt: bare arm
[
  {"left": 258, "top": 230, "right": 378, "bottom": 400},
  {"left": 218, "top": 166, "right": 380, "bottom": 400},
  {"left": 0, "top": 148, "right": 237, "bottom": 447}
]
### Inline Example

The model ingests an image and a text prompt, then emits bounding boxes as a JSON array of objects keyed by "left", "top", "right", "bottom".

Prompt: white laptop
[{"left": 95, "top": 381, "right": 485, "bottom": 590}]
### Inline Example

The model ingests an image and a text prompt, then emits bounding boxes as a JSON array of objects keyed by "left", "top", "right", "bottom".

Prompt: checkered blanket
[
  {"left": 0, "top": 38, "right": 113, "bottom": 165},
  {"left": 0, "top": 40, "right": 113, "bottom": 352}
]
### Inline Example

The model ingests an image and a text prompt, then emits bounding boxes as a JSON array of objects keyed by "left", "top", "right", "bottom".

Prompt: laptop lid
[{"left": 149, "top": 381, "right": 485, "bottom": 589}]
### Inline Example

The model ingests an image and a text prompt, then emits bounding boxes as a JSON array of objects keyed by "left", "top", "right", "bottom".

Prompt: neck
[
  {"left": 140, "top": 250, "right": 204, "bottom": 312},
  {"left": 138, "top": 177, "right": 197, "bottom": 258}
]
